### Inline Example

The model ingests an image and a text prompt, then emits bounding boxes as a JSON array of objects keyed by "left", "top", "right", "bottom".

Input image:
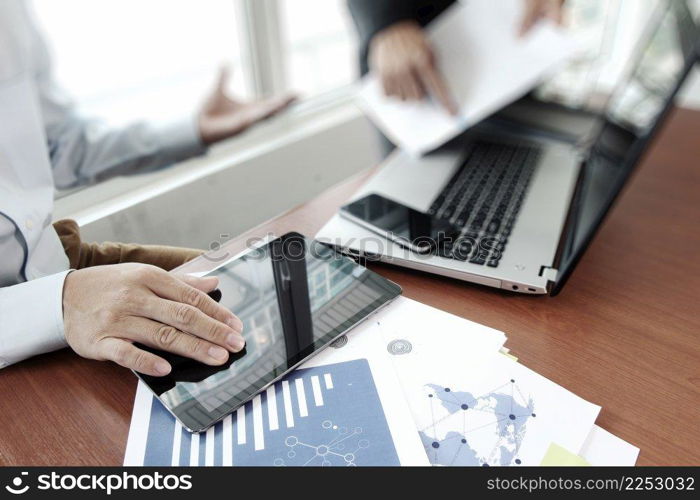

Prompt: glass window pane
[
  {"left": 536, "top": 0, "right": 663, "bottom": 109},
  {"left": 279, "top": 0, "right": 359, "bottom": 96},
  {"left": 33, "top": 0, "right": 249, "bottom": 125}
]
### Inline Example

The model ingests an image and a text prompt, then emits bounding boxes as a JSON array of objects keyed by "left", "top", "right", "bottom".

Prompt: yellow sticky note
[
  {"left": 501, "top": 352, "right": 518, "bottom": 362},
  {"left": 540, "top": 443, "right": 590, "bottom": 466}
]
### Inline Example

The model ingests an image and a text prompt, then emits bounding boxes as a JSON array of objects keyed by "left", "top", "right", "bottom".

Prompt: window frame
[
  {"left": 238, "top": 0, "right": 288, "bottom": 97},
  {"left": 240, "top": 0, "right": 358, "bottom": 106}
]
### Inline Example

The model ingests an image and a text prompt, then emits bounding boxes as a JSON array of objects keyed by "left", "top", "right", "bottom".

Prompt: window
[
  {"left": 279, "top": 0, "right": 359, "bottom": 96},
  {"left": 34, "top": 0, "right": 250, "bottom": 126},
  {"left": 32, "top": 0, "right": 360, "bottom": 126},
  {"left": 536, "top": 0, "right": 663, "bottom": 109}
]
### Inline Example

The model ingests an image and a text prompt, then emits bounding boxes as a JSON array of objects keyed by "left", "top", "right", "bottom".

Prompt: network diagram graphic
[
  {"left": 274, "top": 420, "right": 371, "bottom": 466},
  {"left": 419, "top": 378, "right": 536, "bottom": 466}
]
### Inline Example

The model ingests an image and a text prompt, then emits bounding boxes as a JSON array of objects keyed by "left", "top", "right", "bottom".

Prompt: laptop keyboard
[{"left": 427, "top": 139, "right": 540, "bottom": 267}]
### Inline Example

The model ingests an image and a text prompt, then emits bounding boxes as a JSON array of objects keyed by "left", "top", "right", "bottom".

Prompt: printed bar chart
[{"left": 143, "top": 359, "right": 400, "bottom": 466}]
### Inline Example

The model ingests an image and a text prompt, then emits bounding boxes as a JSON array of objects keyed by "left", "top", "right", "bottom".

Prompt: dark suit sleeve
[
  {"left": 346, "top": 0, "right": 455, "bottom": 75},
  {"left": 347, "top": 0, "right": 413, "bottom": 74},
  {"left": 347, "top": 0, "right": 413, "bottom": 50}
]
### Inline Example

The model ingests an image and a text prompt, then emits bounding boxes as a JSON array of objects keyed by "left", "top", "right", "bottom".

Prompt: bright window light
[
  {"left": 279, "top": 0, "right": 359, "bottom": 97},
  {"left": 33, "top": 0, "right": 249, "bottom": 125}
]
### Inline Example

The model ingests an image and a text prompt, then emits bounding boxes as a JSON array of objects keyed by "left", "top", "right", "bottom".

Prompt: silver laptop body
[
  {"left": 317, "top": 0, "right": 696, "bottom": 295},
  {"left": 317, "top": 117, "right": 583, "bottom": 294}
]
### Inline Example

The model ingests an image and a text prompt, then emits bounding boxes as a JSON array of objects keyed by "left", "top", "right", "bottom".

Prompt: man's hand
[
  {"left": 368, "top": 20, "right": 458, "bottom": 115},
  {"left": 198, "top": 67, "right": 296, "bottom": 145},
  {"left": 62, "top": 263, "right": 245, "bottom": 376},
  {"left": 520, "top": 0, "right": 565, "bottom": 36}
]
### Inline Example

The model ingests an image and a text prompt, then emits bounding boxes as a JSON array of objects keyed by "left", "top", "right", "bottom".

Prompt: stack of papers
[
  {"left": 368, "top": 298, "right": 638, "bottom": 466},
  {"left": 125, "top": 297, "right": 639, "bottom": 466},
  {"left": 358, "top": 0, "right": 580, "bottom": 156}
]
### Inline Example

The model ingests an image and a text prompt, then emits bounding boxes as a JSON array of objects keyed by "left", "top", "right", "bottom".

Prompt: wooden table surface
[{"left": 1, "top": 108, "right": 698, "bottom": 467}]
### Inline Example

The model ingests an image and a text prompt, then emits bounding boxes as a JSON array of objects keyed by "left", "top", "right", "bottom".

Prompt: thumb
[{"left": 213, "top": 65, "right": 232, "bottom": 97}]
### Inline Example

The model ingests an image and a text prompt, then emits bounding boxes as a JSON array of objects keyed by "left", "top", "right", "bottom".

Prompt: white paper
[
  {"left": 377, "top": 318, "right": 600, "bottom": 466},
  {"left": 579, "top": 425, "right": 640, "bottom": 466},
  {"left": 358, "top": 0, "right": 580, "bottom": 156},
  {"left": 371, "top": 296, "right": 506, "bottom": 365},
  {"left": 124, "top": 304, "right": 429, "bottom": 466},
  {"left": 124, "top": 381, "right": 156, "bottom": 466},
  {"left": 124, "top": 296, "right": 615, "bottom": 468}
]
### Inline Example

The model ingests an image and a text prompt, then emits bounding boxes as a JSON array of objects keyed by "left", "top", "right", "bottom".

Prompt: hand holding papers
[{"left": 358, "top": 0, "right": 580, "bottom": 156}]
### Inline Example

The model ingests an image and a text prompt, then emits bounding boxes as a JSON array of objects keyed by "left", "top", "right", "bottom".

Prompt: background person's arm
[
  {"left": 347, "top": 0, "right": 455, "bottom": 75},
  {"left": 347, "top": 0, "right": 457, "bottom": 114},
  {"left": 368, "top": 20, "right": 457, "bottom": 114},
  {"left": 347, "top": 0, "right": 415, "bottom": 75},
  {"left": 31, "top": 18, "right": 207, "bottom": 189},
  {"left": 27, "top": 6, "right": 293, "bottom": 190},
  {"left": 39, "top": 65, "right": 296, "bottom": 190}
]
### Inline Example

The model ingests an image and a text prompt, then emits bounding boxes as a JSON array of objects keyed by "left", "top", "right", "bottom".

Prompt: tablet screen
[{"left": 136, "top": 232, "right": 401, "bottom": 432}]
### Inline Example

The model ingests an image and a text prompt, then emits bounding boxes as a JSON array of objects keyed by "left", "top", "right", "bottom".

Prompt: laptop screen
[{"left": 551, "top": 0, "right": 698, "bottom": 295}]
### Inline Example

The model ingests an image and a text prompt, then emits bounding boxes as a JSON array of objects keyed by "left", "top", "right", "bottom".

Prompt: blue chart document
[
  {"left": 131, "top": 359, "right": 401, "bottom": 466},
  {"left": 404, "top": 358, "right": 601, "bottom": 466}
]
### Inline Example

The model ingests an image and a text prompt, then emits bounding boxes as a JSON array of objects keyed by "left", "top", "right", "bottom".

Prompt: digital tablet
[{"left": 134, "top": 232, "right": 402, "bottom": 432}]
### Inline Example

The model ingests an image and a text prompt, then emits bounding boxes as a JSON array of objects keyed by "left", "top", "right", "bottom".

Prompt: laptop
[{"left": 317, "top": 0, "right": 698, "bottom": 295}]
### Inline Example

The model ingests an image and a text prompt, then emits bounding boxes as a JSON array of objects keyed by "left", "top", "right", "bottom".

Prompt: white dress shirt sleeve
[{"left": 0, "top": 270, "right": 71, "bottom": 369}]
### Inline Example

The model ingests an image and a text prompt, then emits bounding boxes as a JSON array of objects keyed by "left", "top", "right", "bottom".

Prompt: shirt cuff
[
  {"left": 0, "top": 270, "right": 72, "bottom": 368},
  {"left": 156, "top": 114, "right": 207, "bottom": 162}
]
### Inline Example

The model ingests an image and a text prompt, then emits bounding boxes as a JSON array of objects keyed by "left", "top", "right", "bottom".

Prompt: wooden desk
[{"left": 1, "top": 109, "right": 698, "bottom": 466}]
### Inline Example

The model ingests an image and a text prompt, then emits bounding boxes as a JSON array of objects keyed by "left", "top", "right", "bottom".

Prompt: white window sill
[{"left": 53, "top": 86, "right": 366, "bottom": 226}]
